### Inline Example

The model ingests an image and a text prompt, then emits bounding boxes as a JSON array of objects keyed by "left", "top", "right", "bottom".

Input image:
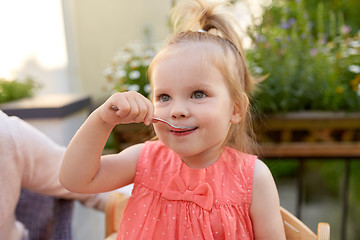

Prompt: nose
[{"left": 170, "top": 100, "right": 189, "bottom": 119}]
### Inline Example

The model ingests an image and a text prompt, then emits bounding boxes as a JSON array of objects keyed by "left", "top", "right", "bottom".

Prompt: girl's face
[{"left": 151, "top": 45, "right": 241, "bottom": 169}]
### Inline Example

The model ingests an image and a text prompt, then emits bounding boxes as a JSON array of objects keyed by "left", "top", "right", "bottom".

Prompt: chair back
[
  {"left": 104, "top": 192, "right": 129, "bottom": 238},
  {"left": 280, "top": 207, "right": 330, "bottom": 240}
]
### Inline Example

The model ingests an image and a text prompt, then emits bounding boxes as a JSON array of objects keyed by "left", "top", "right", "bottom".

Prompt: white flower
[
  {"left": 127, "top": 84, "right": 140, "bottom": 92},
  {"left": 253, "top": 66, "right": 263, "bottom": 74},
  {"left": 144, "top": 84, "right": 151, "bottom": 93},
  {"left": 348, "top": 65, "right": 360, "bottom": 74},
  {"left": 103, "top": 67, "right": 113, "bottom": 76},
  {"left": 104, "top": 40, "right": 162, "bottom": 97},
  {"left": 143, "top": 59, "right": 152, "bottom": 66},
  {"left": 129, "top": 70, "right": 141, "bottom": 80},
  {"left": 347, "top": 48, "right": 359, "bottom": 56},
  {"left": 114, "top": 69, "right": 126, "bottom": 79},
  {"left": 349, "top": 40, "right": 360, "bottom": 48},
  {"left": 114, "top": 52, "right": 131, "bottom": 63},
  {"left": 130, "top": 60, "right": 141, "bottom": 68}
]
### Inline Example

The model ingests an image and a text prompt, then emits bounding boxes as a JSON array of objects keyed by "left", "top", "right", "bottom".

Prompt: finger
[
  {"left": 144, "top": 100, "right": 154, "bottom": 126},
  {"left": 114, "top": 97, "right": 132, "bottom": 120},
  {"left": 107, "top": 93, "right": 126, "bottom": 113},
  {"left": 134, "top": 94, "right": 154, "bottom": 125},
  {"left": 128, "top": 92, "right": 153, "bottom": 125},
  {"left": 133, "top": 97, "right": 149, "bottom": 123},
  {"left": 110, "top": 105, "right": 118, "bottom": 111},
  {"left": 108, "top": 91, "right": 153, "bottom": 125},
  {"left": 121, "top": 93, "right": 140, "bottom": 121}
]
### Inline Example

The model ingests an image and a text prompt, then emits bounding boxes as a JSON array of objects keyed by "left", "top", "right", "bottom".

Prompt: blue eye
[
  {"left": 192, "top": 90, "right": 206, "bottom": 99},
  {"left": 159, "top": 94, "right": 171, "bottom": 102}
]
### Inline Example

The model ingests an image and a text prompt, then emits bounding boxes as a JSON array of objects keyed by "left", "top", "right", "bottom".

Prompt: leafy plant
[
  {"left": 104, "top": 40, "right": 161, "bottom": 99},
  {"left": 246, "top": 0, "right": 360, "bottom": 113},
  {"left": 0, "top": 77, "right": 40, "bottom": 104},
  {"left": 104, "top": 0, "right": 360, "bottom": 114}
]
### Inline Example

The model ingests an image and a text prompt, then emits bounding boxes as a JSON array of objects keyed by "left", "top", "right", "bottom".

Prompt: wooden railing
[{"left": 255, "top": 111, "right": 360, "bottom": 240}]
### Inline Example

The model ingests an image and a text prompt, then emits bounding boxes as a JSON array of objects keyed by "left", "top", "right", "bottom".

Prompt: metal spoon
[
  {"left": 152, "top": 117, "right": 196, "bottom": 130},
  {"left": 110, "top": 105, "right": 195, "bottom": 130}
]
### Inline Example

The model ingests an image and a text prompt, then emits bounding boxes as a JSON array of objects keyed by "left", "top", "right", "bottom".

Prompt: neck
[{"left": 179, "top": 145, "right": 224, "bottom": 169}]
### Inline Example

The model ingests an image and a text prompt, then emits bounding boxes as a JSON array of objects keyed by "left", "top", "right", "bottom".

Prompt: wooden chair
[
  {"left": 104, "top": 192, "right": 330, "bottom": 240},
  {"left": 280, "top": 207, "right": 330, "bottom": 240},
  {"left": 105, "top": 192, "right": 130, "bottom": 240}
]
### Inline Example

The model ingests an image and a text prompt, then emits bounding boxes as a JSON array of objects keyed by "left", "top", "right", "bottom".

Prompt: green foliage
[
  {"left": 264, "top": 159, "right": 298, "bottom": 179},
  {"left": 0, "top": 77, "right": 40, "bottom": 104},
  {"left": 301, "top": 0, "right": 360, "bottom": 36},
  {"left": 246, "top": 0, "right": 360, "bottom": 113},
  {"left": 104, "top": 40, "right": 161, "bottom": 99}
]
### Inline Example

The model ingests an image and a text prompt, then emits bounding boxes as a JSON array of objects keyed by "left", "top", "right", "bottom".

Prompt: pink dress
[{"left": 117, "top": 140, "right": 256, "bottom": 240}]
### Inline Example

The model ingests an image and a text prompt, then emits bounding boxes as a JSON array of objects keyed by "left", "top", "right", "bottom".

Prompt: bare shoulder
[
  {"left": 251, "top": 159, "right": 277, "bottom": 204},
  {"left": 253, "top": 159, "right": 273, "bottom": 183}
]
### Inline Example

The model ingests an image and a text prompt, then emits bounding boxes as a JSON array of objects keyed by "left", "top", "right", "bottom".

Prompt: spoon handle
[
  {"left": 152, "top": 117, "right": 194, "bottom": 130},
  {"left": 110, "top": 105, "right": 193, "bottom": 130}
]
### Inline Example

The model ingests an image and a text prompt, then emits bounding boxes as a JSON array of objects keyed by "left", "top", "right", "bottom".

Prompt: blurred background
[{"left": 0, "top": 0, "right": 359, "bottom": 239}]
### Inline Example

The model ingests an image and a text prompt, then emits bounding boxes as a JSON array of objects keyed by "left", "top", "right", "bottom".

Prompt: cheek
[
  {"left": 200, "top": 111, "right": 230, "bottom": 132},
  {"left": 200, "top": 104, "right": 234, "bottom": 133},
  {"left": 200, "top": 100, "right": 233, "bottom": 122},
  {"left": 153, "top": 125, "right": 163, "bottom": 134},
  {"left": 153, "top": 125, "right": 167, "bottom": 141},
  {"left": 153, "top": 101, "right": 169, "bottom": 114}
]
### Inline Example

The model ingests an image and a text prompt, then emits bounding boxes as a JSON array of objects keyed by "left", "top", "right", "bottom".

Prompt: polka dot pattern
[{"left": 117, "top": 141, "right": 256, "bottom": 240}]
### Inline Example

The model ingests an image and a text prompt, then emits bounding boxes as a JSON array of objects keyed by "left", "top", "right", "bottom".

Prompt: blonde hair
[{"left": 148, "top": 0, "right": 258, "bottom": 154}]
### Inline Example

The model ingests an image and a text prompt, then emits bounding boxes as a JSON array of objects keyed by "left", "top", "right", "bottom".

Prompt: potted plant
[
  {"left": 246, "top": 0, "right": 360, "bottom": 114},
  {"left": 0, "top": 77, "right": 40, "bottom": 104},
  {"left": 244, "top": 0, "right": 360, "bottom": 156},
  {"left": 245, "top": 2, "right": 360, "bottom": 237},
  {"left": 104, "top": 39, "right": 161, "bottom": 150}
]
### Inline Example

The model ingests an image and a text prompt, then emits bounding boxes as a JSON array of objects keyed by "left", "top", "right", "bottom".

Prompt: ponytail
[{"left": 173, "top": 1, "right": 245, "bottom": 53}]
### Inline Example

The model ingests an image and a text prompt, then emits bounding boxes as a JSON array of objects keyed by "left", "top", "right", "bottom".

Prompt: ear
[
  {"left": 230, "top": 103, "right": 241, "bottom": 124},
  {"left": 230, "top": 94, "right": 249, "bottom": 124}
]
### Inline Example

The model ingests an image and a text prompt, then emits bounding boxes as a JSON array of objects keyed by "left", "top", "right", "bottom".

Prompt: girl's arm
[
  {"left": 250, "top": 159, "right": 286, "bottom": 240},
  {"left": 59, "top": 91, "right": 154, "bottom": 194}
]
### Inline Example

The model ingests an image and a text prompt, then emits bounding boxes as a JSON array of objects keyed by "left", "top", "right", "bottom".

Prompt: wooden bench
[{"left": 255, "top": 111, "right": 360, "bottom": 240}]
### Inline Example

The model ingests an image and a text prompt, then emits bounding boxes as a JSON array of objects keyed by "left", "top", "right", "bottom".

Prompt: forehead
[
  {"left": 151, "top": 46, "right": 223, "bottom": 86},
  {"left": 157, "top": 41, "right": 226, "bottom": 63},
  {"left": 149, "top": 41, "right": 238, "bottom": 99},
  {"left": 150, "top": 41, "right": 235, "bottom": 79},
  {"left": 152, "top": 42, "right": 225, "bottom": 74}
]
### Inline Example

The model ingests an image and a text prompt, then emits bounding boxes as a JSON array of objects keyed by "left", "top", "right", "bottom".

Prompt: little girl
[{"left": 60, "top": 0, "right": 285, "bottom": 239}]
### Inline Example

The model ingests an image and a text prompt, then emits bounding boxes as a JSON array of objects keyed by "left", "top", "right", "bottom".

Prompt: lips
[{"left": 170, "top": 127, "right": 198, "bottom": 135}]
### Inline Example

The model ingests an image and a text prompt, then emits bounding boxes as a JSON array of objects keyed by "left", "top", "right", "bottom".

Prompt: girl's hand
[{"left": 99, "top": 91, "right": 154, "bottom": 127}]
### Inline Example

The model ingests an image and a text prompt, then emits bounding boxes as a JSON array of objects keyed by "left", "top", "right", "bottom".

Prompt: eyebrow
[
  {"left": 157, "top": 81, "right": 213, "bottom": 89},
  {"left": 152, "top": 87, "right": 173, "bottom": 93}
]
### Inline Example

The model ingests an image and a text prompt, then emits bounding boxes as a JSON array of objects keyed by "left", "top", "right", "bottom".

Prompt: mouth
[{"left": 170, "top": 127, "right": 198, "bottom": 135}]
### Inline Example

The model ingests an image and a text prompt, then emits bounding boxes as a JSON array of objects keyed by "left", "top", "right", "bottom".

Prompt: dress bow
[{"left": 162, "top": 174, "right": 214, "bottom": 210}]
